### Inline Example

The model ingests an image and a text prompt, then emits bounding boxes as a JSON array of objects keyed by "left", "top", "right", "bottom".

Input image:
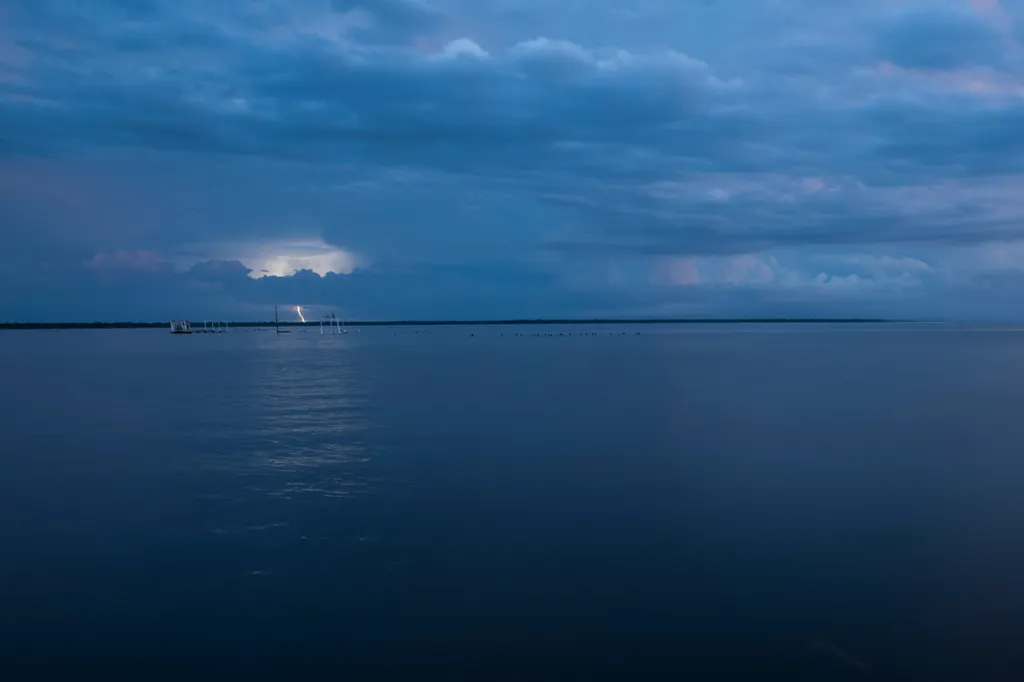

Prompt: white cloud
[
  {"left": 439, "top": 38, "right": 490, "bottom": 60},
  {"left": 649, "top": 250, "right": 930, "bottom": 296},
  {"left": 835, "top": 254, "right": 933, "bottom": 272}
]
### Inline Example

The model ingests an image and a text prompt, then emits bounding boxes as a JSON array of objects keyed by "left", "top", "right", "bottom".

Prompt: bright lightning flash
[{"left": 296, "top": 306, "right": 306, "bottom": 323}]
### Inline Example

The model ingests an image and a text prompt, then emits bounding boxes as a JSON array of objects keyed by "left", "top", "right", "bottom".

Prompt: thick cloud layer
[{"left": 4, "top": 0, "right": 1024, "bottom": 320}]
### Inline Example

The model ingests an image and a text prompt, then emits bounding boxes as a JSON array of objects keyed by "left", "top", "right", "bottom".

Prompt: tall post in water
[{"left": 275, "top": 305, "right": 279, "bottom": 334}]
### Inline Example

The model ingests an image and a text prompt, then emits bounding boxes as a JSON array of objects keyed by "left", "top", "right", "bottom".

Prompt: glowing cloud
[
  {"left": 176, "top": 239, "right": 360, "bottom": 279},
  {"left": 252, "top": 247, "right": 358, "bottom": 278}
]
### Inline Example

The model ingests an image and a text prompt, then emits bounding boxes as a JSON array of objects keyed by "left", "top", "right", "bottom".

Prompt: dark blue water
[{"left": 3, "top": 324, "right": 1024, "bottom": 680}]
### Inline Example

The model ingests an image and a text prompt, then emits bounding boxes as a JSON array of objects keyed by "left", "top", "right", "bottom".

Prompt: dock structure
[
  {"left": 200, "top": 321, "right": 228, "bottom": 333},
  {"left": 321, "top": 313, "right": 347, "bottom": 335},
  {"left": 169, "top": 320, "right": 228, "bottom": 334}
]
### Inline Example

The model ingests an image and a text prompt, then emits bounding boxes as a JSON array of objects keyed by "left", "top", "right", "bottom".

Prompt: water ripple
[{"left": 193, "top": 346, "right": 381, "bottom": 500}]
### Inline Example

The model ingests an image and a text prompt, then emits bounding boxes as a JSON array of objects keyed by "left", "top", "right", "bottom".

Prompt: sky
[{"left": 4, "top": 0, "right": 1024, "bottom": 321}]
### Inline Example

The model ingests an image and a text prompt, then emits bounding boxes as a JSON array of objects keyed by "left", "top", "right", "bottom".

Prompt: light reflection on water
[{"left": 198, "top": 340, "right": 381, "bottom": 501}]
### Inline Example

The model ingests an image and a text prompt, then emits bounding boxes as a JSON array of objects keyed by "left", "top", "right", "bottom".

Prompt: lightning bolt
[{"left": 296, "top": 305, "right": 306, "bottom": 323}]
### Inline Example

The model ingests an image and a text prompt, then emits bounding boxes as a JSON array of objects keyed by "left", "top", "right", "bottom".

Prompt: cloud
[
  {"left": 723, "top": 254, "right": 777, "bottom": 286},
  {"left": 0, "top": 0, "right": 739, "bottom": 174},
  {"left": 188, "top": 258, "right": 252, "bottom": 280},
  {"left": 232, "top": 240, "right": 361, "bottom": 278},
  {"left": 86, "top": 249, "right": 170, "bottom": 272},
  {"left": 874, "top": 7, "right": 1008, "bottom": 71},
  {"left": 653, "top": 257, "right": 701, "bottom": 287},
  {"left": 6, "top": 0, "right": 1024, "bottom": 320},
  {"left": 541, "top": 172, "right": 1024, "bottom": 266},
  {"left": 834, "top": 254, "right": 933, "bottom": 273},
  {"left": 330, "top": 0, "right": 443, "bottom": 39}
]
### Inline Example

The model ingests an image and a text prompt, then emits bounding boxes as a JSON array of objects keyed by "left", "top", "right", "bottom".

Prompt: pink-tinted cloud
[
  {"left": 653, "top": 257, "right": 701, "bottom": 286},
  {"left": 966, "top": 0, "right": 1017, "bottom": 31},
  {"left": 970, "top": 0, "right": 1000, "bottom": 10},
  {"left": 867, "top": 60, "right": 1024, "bottom": 97},
  {"left": 801, "top": 177, "right": 826, "bottom": 194}
]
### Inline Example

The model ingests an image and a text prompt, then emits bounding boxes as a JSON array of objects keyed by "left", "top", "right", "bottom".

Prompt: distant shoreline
[{"left": 0, "top": 318, "right": 891, "bottom": 330}]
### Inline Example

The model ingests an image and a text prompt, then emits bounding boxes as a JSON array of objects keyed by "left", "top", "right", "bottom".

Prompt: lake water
[{"left": 3, "top": 323, "right": 1024, "bottom": 680}]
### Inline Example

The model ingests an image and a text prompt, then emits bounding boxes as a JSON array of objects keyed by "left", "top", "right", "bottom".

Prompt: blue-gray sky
[{"left": 4, "top": 0, "right": 1024, "bottom": 321}]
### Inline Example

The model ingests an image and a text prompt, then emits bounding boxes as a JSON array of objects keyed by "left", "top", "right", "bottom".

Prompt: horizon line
[{"left": 0, "top": 317, "right": 912, "bottom": 329}]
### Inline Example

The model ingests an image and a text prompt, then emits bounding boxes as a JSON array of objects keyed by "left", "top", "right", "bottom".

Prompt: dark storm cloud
[
  {"left": 541, "top": 182, "right": 1024, "bottom": 258},
  {"left": 875, "top": 7, "right": 1007, "bottom": 71},
  {"left": 2, "top": 22, "right": 733, "bottom": 167},
  {"left": 856, "top": 98, "right": 1024, "bottom": 177}
]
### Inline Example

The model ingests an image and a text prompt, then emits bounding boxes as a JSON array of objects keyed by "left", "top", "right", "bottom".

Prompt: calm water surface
[{"left": 3, "top": 324, "right": 1024, "bottom": 680}]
